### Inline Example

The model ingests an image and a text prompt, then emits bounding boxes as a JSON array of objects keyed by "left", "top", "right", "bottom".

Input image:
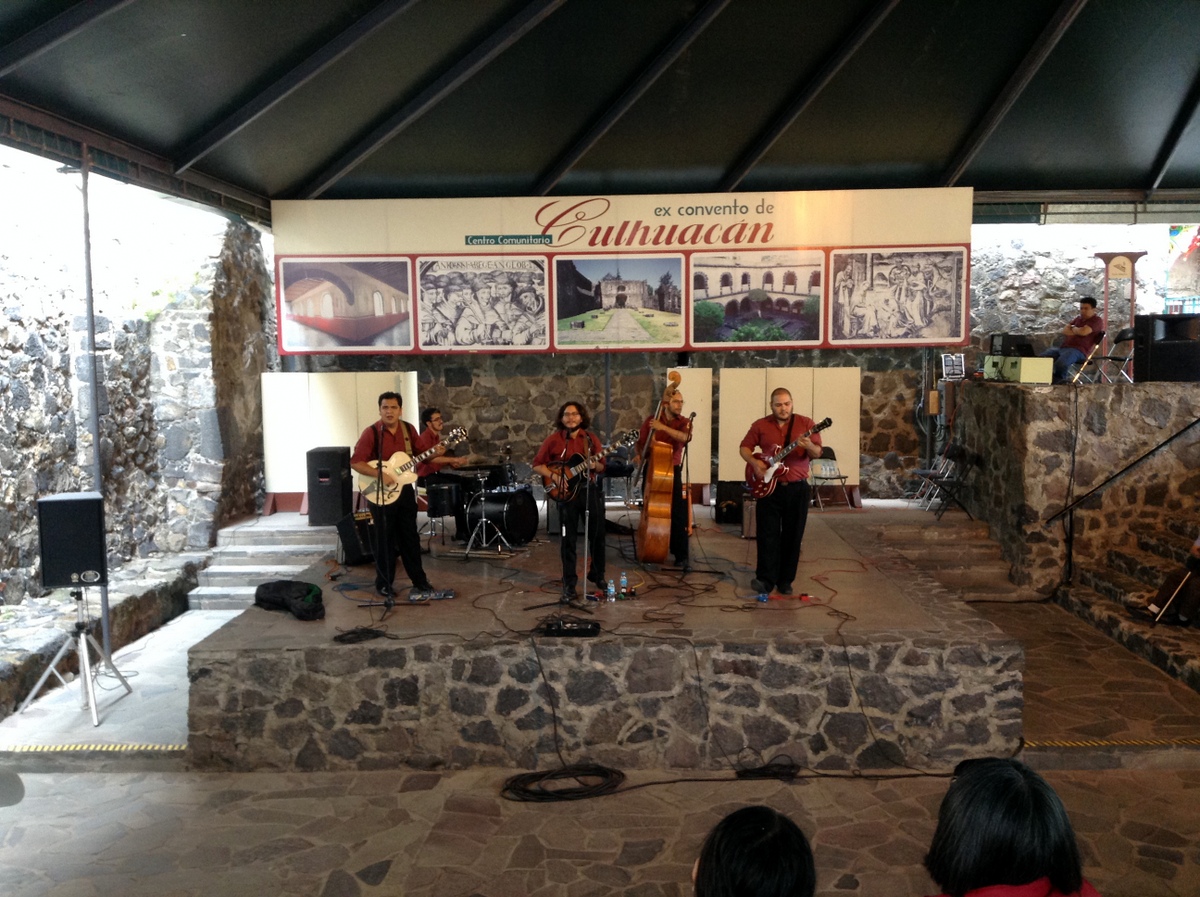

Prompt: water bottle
[
  {"left": 606, "top": 579, "right": 616, "bottom": 603},
  {"left": 619, "top": 571, "right": 628, "bottom": 597}
]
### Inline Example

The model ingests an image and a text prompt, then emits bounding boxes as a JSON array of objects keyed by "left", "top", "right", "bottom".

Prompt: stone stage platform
[{"left": 187, "top": 505, "right": 1023, "bottom": 773}]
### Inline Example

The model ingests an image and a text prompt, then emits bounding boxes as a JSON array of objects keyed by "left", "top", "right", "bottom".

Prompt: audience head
[
  {"left": 694, "top": 805, "right": 815, "bottom": 897},
  {"left": 924, "top": 758, "right": 1084, "bottom": 897}
]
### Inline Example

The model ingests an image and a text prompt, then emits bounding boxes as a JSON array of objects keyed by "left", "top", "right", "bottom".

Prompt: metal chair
[
  {"left": 917, "top": 444, "right": 976, "bottom": 519},
  {"left": 1096, "top": 326, "right": 1136, "bottom": 383},
  {"left": 1069, "top": 330, "right": 1106, "bottom": 383},
  {"left": 810, "top": 447, "right": 852, "bottom": 509}
]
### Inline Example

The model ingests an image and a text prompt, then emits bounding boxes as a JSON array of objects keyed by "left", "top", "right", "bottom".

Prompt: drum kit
[{"left": 433, "top": 449, "right": 539, "bottom": 556}]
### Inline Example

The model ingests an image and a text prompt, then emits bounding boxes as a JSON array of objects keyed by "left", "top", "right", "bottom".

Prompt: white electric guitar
[{"left": 358, "top": 426, "right": 467, "bottom": 505}]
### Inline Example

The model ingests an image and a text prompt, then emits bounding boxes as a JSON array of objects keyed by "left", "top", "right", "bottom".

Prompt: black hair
[
  {"left": 420, "top": 406, "right": 441, "bottom": 427},
  {"left": 377, "top": 391, "right": 402, "bottom": 407},
  {"left": 1079, "top": 296, "right": 1098, "bottom": 308},
  {"left": 924, "top": 758, "right": 1084, "bottom": 897},
  {"left": 556, "top": 400, "right": 590, "bottom": 431},
  {"left": 695, "top": 806, "right": 815, "bottom": 897}
]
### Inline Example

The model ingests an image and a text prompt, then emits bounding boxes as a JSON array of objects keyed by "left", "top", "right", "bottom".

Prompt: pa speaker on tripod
[{"left": 37, "top": 492, "right": 107, "bottom": 588}]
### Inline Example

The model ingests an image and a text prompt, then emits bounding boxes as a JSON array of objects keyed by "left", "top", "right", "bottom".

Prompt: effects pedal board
[{"left": 539, "top": 618, "right": 600, "bottom": 638}]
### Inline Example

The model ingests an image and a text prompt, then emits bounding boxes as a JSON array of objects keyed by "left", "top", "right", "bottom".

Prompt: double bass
[{"left": 635, "top": 371, "right": 689, "bottom": 564}]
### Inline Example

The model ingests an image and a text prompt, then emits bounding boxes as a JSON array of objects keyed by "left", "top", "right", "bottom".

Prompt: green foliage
[
  {"left": 693, "top": 301, "right": 725, "bottom": 341},
  {"left": 731, "top": 320, "right": 788, "bottom": 342}
]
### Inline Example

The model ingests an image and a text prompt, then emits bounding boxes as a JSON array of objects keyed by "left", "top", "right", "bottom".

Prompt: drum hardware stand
[
  {"left": 464, "top": 476, "right": 514, "bottom": 559},
  {"left": 19, "top": 585, "right": 132, "bottom": 727}
]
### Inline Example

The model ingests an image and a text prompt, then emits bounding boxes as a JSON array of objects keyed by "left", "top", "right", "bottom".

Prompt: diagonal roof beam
[
  {"left": 533, "top": 0, "right": 732, "bottom": 196},
  {"left": 718, "top": 0, "right": 901, "bottom": 193},
  {"left": 174, "top": 0, "right": 422, "bottom": 175},
  {"left": 295, "top": 0, "right": 566, "bottom": 199},
  {"left": 941, "top": 0, "right": 1089, "bottom": 187},
  {"left": 0, "top": 0, "right": 138, "bottom": 77},
  {"left": 1146, "top": 65, "right": 1200, "bottom": 199}
]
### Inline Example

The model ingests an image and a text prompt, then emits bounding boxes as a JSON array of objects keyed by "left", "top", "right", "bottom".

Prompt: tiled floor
[{"left": 1, "top": 505, "right": 1199, "bottom": 896}]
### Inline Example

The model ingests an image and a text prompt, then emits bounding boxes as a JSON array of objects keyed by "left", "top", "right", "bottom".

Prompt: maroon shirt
[
  {"left": 637, "top": 414, "right": 691, "bottom": 467},
  {"left": 739, "top": 414, "right": 823, "bottom": 483},
  {"left": 1063, "top": 313, "right": 1104, "bottom": 353},
  {"left": 351, "top": 419, "right": 419, "bottom": 468},
  {"left": 533, "top": 429, "right": 603, "bottom": 481}
]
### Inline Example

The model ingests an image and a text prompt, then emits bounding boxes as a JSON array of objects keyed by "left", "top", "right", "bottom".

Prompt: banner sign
[{"left": 273, "top": 187, "right": 972, "bottom": 355}]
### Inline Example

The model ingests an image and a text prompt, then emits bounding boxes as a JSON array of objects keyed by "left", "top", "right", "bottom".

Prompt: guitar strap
[{"left": 783, "top": 415, "right": 795, "bottom": 482}]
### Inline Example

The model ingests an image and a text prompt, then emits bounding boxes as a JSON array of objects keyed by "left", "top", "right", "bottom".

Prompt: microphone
[{"left": 689, "top": 412, "right": 697, "bottom": 420}]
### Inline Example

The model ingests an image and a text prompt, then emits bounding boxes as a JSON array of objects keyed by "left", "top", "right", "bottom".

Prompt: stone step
[
  {"left": 1134, "top": 529, "right": 1194, "bottom": 566},
  {"left": 1078, "top": 566, "right": 1155, "bottom": 609},
  {"left": 209, "top": 544, "right": 334, "bottom": 565},
  {"left": 886, "top": 541, "right": 1003, "bottom": 564},
  {"left": 187, "top": 586, "right": 258, "bottom": 610},
  {"left": 875, "top": 520, "right": 992, "bottom": 543},
  {"left": 216, "top": 525, "right": 339, "bottom": 548},
  {"left": 1102, "top": 548, "right": 1176, "bottom": 594},
  {"left": 1056, "top": 584, "right": 1200, "bottom": 695},
  {"left": 927, "top": 562, "right": 1013, "bottom": 589},
  {"left": 197, "top": 565, "right": 313, "bottom": 587}
]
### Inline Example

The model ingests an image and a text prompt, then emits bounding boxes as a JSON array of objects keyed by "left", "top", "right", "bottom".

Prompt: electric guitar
[
  {"left": 359, "top": 426, "right": 467, "bottom": 505},
  {"left": 542, "top": 430, "right": 639, "bottom": 502},
  {"left": 744, "top": 417, "right": 832, "bottom": 499}
]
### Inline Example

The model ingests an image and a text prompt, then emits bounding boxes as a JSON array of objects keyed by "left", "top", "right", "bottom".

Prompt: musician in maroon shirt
[
  {"left": 532, "top": 401, "right": 606, "bottom": 600},
  {"left": 739, "top": 388, "right": 822, "bottom": 596},
  {"left": 635, "top": 390, "right": 693, "bottom": 571},
  {"left": 350, "top": 392, "right": 433, "bottom": 600}
]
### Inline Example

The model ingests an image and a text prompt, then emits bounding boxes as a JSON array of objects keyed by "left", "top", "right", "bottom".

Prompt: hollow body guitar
[
  {"left": 744, "top": 417, "right": 832, "bottom": 499},
  {"left": 542, "top": 430, "right": 638, "bottom": 502},
  {"left": 358, "top": 427, "right": 467, "bottom": 505}
]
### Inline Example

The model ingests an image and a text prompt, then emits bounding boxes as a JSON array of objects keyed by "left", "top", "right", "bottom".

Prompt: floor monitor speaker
[{"left": 38, "top": 492, "right": 107, "bottom": 588}]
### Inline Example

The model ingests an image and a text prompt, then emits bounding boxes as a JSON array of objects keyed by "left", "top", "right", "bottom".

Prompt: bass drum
[{"left": 467, "top": 489, "right": 539, "bottom": 546}]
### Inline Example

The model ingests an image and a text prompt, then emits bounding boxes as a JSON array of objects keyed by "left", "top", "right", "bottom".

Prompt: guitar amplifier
[
  {"left": 982, "top": 355, "right": 1052, "bottom": 384},
  {"left": 337, "top": 512, "right": 374, "bottom": 566},
  {"left": 742, "top": 500, "right": 756, "bottom": 539}
]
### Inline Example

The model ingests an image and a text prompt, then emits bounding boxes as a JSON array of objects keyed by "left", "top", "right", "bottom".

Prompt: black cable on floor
[{"left": 501, "top": 763, "right": 626, "bottom": 802}]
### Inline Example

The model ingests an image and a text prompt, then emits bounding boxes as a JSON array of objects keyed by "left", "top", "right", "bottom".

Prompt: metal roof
[{"left": 2, "top": 0, "right": 1199, "bottom": 225}]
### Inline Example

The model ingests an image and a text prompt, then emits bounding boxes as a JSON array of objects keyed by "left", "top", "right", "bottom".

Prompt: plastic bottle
[
  {"left": 619, "top": 571, "right": 628, "bottom": 597},
  {"left": 606, "top": 579, "right": 616, "bottom": 602}
]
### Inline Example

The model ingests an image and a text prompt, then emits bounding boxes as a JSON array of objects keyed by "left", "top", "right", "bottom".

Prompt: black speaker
[
  {"left": 715, "top": 480, "right": 747, "bottom": 524},
  {"left": 1133, "top": 314, "right": 1200, "bottom": 382},
  {"left": 307, "top": 446, "right": 352, "bottom": 526},
  {"left": 38, "top": 492, "right": 107, "bottom": 588},
  {"left": 337, "top": 512, "right": 374, "bottom": 565}
]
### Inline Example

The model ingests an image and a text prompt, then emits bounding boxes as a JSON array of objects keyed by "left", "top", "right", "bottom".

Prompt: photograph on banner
[
  {"left": 416, "top": 257, "right": 549, "bottom": 351},
  {"left": 1167, "top": 225, "right": 1200, "bottom": 313},
  {"left": 828, "top": 247, "right": 968, "bottom": 345},
  {"left": 553, "top": 255, "right": 684, "bottom": 350},
  {"left": 689, "top": 250, "right": 823, "bottom": 347},
  {"left": 278, "top": 257, "right": 414, "bottom": 353}
]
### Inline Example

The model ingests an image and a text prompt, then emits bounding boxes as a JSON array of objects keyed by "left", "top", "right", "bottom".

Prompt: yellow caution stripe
[
  {"left": 1024, "top": 737, "right": 1200, "bottom": 748},
  {"left": 0, "top": 743, "right": 186, "bottom": 752}
]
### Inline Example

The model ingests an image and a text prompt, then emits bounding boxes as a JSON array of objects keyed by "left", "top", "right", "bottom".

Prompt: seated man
[
  {"left": 1130, "top": 532, "right": 1200, "bottom": 626},
  {"left": 1039, "top": 296, "right": 1104, "bottom": 384}
]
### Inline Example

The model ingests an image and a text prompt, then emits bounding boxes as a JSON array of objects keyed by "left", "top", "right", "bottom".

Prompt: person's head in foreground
[
  {"left": 694, "top": 805, "right": 815, "bottom": 897},
  {"left": 924, "top": 757, "right": 1096, "bottom": 897}
]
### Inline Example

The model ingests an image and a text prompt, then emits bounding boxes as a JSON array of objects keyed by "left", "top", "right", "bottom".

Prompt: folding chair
[
  {"left": 810, "top": 448, "right": 852, "bottom": 509},
  {"left": 1069, "top": 330, "right": 1106, "bottom": 384},
  {"left": 1096, "top": 326, "right": 1135, "bottom": 383},
  {"left": 917, "top": 444, "right": 975, "bottom": 519}
]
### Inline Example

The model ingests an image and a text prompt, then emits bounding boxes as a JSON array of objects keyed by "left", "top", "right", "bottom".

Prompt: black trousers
[
  {"left": 754, "top": 479, "right": 811, "bottom": 589},
  {"left": 556, "top": 481, "right": 606, "bottom": 591},
  {"left": 669, "top": 464, "right": 689, "bottom": 563},
  {"left": 368, "top": 484, "right": 428, "bottom": 591}
]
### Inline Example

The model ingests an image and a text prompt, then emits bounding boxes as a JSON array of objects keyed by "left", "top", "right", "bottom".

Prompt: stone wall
[
  {"left": 955, "top": 381, "right": 1200, "bottom": 592},
  {"left": 188, "top": 631, "right": 1022, "bottom": 772}
]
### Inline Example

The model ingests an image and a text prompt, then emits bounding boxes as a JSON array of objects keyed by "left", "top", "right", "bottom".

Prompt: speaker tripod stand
[{"left": 19, "top": 587, "right": 132, "bottom": 727}]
